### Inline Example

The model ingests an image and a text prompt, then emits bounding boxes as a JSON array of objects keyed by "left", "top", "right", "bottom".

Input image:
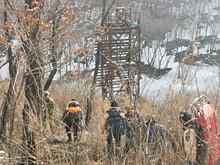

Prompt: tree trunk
[
  {"left": 0, "top": 0, "right": 17, "bottom": 142},
  {"left": 22, "top": 1, "right": 44, "bottom": 164}
]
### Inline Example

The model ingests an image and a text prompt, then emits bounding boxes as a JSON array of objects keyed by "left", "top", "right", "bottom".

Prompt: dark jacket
[{"left": 104, "top": 108, "right": 125, "bottom": 136}]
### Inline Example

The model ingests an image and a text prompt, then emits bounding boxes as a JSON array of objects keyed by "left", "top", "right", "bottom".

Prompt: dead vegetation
[{"left": 0, "top": 81, "right": 219, "bottom": 164}]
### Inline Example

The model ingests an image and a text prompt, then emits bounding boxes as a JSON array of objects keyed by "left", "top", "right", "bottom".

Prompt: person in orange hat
[{"left": 62, "top": 100, "right": 83, "bottom": 142}]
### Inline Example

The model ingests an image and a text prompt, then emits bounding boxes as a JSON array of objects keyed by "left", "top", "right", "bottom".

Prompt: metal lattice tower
[{"left": 97, "top": 7, "right": 141, "bottom": 100}]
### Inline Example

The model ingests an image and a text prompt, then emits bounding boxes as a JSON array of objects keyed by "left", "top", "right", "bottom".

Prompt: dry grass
[{"left": 0, "top": 80, "right": 219, "bottom": 164}]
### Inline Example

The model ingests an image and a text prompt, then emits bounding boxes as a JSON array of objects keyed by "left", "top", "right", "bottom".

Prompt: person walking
[
  {"left": 104, "top": 100, "right": 126, "bottom": 154},
  {"left": 62, "top": 100, "right": 83, "bottom": 142}
]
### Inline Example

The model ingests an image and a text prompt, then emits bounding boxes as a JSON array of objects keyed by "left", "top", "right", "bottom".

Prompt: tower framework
[{"left": 97, "top": 7, "right": 141, "bottom": 101}]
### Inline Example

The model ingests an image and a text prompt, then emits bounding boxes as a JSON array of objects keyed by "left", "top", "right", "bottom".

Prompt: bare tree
[
  {"left": 0, "top": 0, "right": 18, "bottom": 142},
  {"left": 0, "top": 0, "right": 79, "bottom": 163}
]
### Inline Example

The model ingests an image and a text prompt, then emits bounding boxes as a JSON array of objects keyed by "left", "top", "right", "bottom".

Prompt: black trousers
[
  {"left": 65, "top": 118, "right": 79, "bottom": 141},
  {"left": 107, "top": 127, "right": 122, "bottom": 153}
]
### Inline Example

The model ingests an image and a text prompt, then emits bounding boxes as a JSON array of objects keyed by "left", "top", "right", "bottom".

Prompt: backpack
[
  {"left": 192, "top": 95, "right": 220, "bottom": 164},
  {"left": 68, "top": 107, "right": 80, "bottom": 114},
  {"left": 62, "top": 101, "right": 81, "bottom": 122},
  {"left": 182, "top": 121, "right": 197, "bottom": 163},
  {"left": 105, "top": 108, "right": 125, "bottom": 134},
  {"left": 106, "top": 108, "right": 123, "bottom": 126}
]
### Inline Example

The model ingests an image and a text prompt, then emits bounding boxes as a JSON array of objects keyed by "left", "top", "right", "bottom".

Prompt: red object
[{"left": 197, "top": 103, "right": 220, "bottom": 164}]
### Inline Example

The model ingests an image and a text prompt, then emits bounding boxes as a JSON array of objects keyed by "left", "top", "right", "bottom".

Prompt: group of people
[
  {"left": 103, "top": 100, "right": 173, "bottom": 160},
  {"left": 44, "top": 92, "right": 220, "bottom": 164},
  {"left": 103, "top": 100, "right": 220, "bottom": 164}
]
